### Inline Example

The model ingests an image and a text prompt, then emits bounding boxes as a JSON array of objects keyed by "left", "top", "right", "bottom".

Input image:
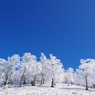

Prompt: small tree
[
  {"left": 76, "top": 59, "right": 95, "bottom": 90},
  {"left": 7, "top": 54, "right": 20, "bottom": 87},
  {"left": 48, "top": 54, "right": 63, "bottom": 87},
  {"left": 40, "top": 53, "right": 48, "bottom": 84},
  {"left": 64, "top": 68, "right": 74, "bottom": 86}
]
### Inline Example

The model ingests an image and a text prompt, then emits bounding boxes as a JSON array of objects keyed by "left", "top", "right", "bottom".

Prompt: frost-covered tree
[
  {"left": 76, "top": 59, "right": 95, "bottom": 90},
  {"left": 19, "top": 52, "right": 42, "bottom": 86},
  {"left": 0, "top": 58, "right": 7, "bottom": 86},
  {"left": 0, "top": 54, "right": 20, "bottom": 87},
  {"left": 64, "top": 68, "right": 74, "bottom": 86},
  {"left": 40, "top": 53, "right": 48, "bottom": 84},
  {"left": 7, "top": 54, "right": 20, "bottom": 87},
  {"left": 48, "top": 54, "right": 63, "bottom": 87}
]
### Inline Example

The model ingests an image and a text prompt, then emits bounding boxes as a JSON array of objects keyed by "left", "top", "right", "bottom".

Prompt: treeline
[{"left": 0, "top": 52, "right": 95, "bottom": 90}]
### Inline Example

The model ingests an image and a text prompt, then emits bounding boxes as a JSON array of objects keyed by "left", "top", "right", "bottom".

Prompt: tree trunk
[
  {"left": 19, "top": 68, "right": 26, "bottom": 87},
  {"left": 4, "top": 71, "right": 9, "bottom": 85},
  {"left": 85, "top": 77, "right": 88, "bottom": 90},
  {"left": 31, "top": 76, "right": 36, "bottom": 86},
  {"left": 8, "top": 72, "right": 12, "bottom": 88},
  {"left": 51, "top": 78, "right": 54, "bottom": 87},
  {"left": 42, "top": 74, "right": 44, "bottom": 84},
  {"left": 40, "top": 80, "right": 43, "bottom": 85},
  {"left": 40, "top": 73, "right": 44, "bottom": 85},
  {"left": 42, "top": 80, "right": 44, "bottom": 84},
  {"left": 23, "top": 80, "right": 26, "bottom": 84},
  {"left": 4, "top": 74, "right": 8, "bottom": 85}
]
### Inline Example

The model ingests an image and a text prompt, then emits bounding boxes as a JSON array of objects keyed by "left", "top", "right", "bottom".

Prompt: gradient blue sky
[{"left": 0, "top": 0, "right": 95, "bottom": 69}]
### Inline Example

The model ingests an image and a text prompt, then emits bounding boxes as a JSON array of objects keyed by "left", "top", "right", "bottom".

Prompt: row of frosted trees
[
  {"left": 0, "top": 53, "right": 95, "bottom": 90},
  {"left": 0, "top": 53, "right": 64, "bottom": 88}
]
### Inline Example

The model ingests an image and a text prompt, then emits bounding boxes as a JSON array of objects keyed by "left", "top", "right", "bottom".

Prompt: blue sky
[{"left": 0, "top": 0, "right": 95, "bottom": 69}]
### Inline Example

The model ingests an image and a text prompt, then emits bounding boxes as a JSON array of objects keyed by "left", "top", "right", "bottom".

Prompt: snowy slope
[{"left": 0, "top": 84, "right": 95, "bottom": 95}]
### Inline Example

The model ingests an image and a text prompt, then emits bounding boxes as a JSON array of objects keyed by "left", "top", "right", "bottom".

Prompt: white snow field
[{"left": 0, "top": 84, "right": 95, "bottom": 95}]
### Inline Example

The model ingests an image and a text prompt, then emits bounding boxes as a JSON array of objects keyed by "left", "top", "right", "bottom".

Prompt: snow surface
[{"left": 0, "top": 84, "right": 95, "bottom": 95}]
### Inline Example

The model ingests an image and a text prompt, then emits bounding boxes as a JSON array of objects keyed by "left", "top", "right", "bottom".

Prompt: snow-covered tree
[
  {"left": 40, "top": 53, "right": 49, "bottom": 84},
  {"left": 48, "top": 54, "right": 63, "bottom": 87},
  {"left": 64, "top": 67, "right": 74, "bottom": 86},
  {"left": 19, "top": 52, "right": 42, "bottom": 86},
  {"left": 0, "top": 58, "right": 7, "bottom": 86},
  {"left": 7, "top": 54, "right": 20, "bottom": 87},
  {"left": 75, "top": 59, "right": 95, "bottom": 90}
]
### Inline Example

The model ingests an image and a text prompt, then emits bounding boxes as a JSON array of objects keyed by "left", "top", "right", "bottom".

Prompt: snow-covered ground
[{"left": 0, "top": 84, "right": 95, "bottom": 95}]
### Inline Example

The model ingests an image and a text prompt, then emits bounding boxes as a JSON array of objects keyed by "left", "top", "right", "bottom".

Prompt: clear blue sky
[{"left": 0, "top": 0, "right": 95, "bottom": 69}]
